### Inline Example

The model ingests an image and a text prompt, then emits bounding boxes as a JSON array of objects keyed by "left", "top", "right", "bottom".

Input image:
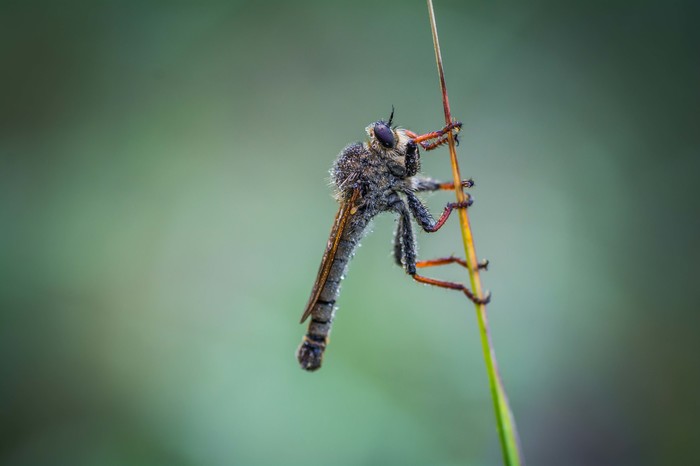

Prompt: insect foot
[
  {"left": 449, "top": 199, "right": 473, "bottom": 209},
  {"left": 423, "top": 199, "right": 473, "bottom": 233},
  {"left": 464, "top": 288, "right": 491, "bottom": 305},
  {"left": 445, "top": 120, "right": 462, "bottom": 133},
  {"left": 296, "top": 335, "right": 326, "bottom": 371}
]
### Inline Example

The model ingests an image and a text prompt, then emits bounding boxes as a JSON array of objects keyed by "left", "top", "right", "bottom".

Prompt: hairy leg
[
  {"left": 412, "top": 177, "right": 474, "bottom": 192},
  {"left": 406, "top": 191, "right": 471, "bottom": 233},
  {"left": 393, "top": 200, "right": 489, "bottom": 305},
  {"left": 416, "top": 256, "right": 489, "bottom": 271},
  {"left": 393, "top": 219, "right": 404, "bottom": 267},
  {"left": 404, "top": 121, "right": 462, "bottom": 151}
]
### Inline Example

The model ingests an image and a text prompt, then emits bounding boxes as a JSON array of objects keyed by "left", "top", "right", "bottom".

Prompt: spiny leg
[
  {"left": 416, "top": 256, "right": 489, "bottom": 271},
  {"left": 393, "top": 200, "right": 418, "bottom": 275},
  {"left": 393, "top": 219, "right": 404, "bottom": 267},
  {"left": 412, "top": 273, "right": 491, "bottom": 304},
  {"left": 404, "top": 121, "right": 462, "bottom": 147},
  {"left": 405, "top": 140, "right": 420, "bottom": 177},
  {"left": 394, "top": 201, "right": 489, "bottom": 305},
  {"left": 406, "top": 191, "right": 472, "bottom": 233},
  {"left": 413, "top": 176, "right": 474, "bottom": 192},
  {"left": 417, "top": 132, "right": 461, "bottom": 150},
  {"left": 407, "top": 181, "right": 488, "bottom": 274},
  {"left": 399, "top": 207, "right": 417, "bottom": 273}
]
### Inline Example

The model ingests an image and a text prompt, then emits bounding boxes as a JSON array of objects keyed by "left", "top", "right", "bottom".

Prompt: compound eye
[{"left": 374, "top": 123, "right": 395, "bottom": 149}]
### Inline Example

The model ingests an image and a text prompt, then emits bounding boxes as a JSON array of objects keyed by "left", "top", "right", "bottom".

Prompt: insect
[{"left": 297, "top": 109, "right": 490, "bottom": 371}]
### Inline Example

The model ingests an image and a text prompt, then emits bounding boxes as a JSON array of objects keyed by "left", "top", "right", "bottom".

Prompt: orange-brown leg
[
  {"left": 412, "top": 273, "right": 491, "bottom": 304},
  {"left": 437, "top": 179, "right": 474, "bottom": 190},
  {"left": 405, "top": 121, "right": 462, "bottom": 151},
  {"left": 395, "top": 199, "right": 488, "bottom": 305},
  {"left": 413, "top": 177, "right": 474, "bottom": 192},
  {"left": 421, "top": 200, "right": 472, "bottom": 233},
  {"left": 406, "top": 121, "right": 462, "bottom": 143},
  {"left": 421, "top": 136, "right": 451, "bottom": 150},
  {"left": 416, "top": 255, "right": 489, "bottom": 271}
]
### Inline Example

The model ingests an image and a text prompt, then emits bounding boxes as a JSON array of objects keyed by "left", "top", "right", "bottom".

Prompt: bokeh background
[{"left": 2, "top": 1, "right": 698, "bottom": 465}]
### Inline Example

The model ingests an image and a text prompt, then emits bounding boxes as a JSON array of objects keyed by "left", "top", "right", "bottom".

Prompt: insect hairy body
[
  {"left": 297, "top": 114, "right": 470, "bottom": 371},
  {"left": 333, "top": 124, "right": 417, "bottom": 210}
]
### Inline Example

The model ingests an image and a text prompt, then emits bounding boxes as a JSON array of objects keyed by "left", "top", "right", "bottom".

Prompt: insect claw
[
  {"left": 448, "top": 196, "right": 472, "bottom": 210},
  {"left": 461, "top": 178, "right": 474, "bottom": 188},
  {"left": 478, "top": 259, "right": 489, "bottom": 271},
  {"left": 464, "top": 288, "right": 491, "bottom": 305}
]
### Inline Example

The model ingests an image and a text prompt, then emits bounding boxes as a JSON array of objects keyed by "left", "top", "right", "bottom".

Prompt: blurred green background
[{"left": 1, "top": 1, "right": 698, "bottom": 465}]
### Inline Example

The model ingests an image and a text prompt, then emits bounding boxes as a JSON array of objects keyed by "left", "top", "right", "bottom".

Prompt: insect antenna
[{"left": 388, "top": 105, "right": 395, "bottom": 127}]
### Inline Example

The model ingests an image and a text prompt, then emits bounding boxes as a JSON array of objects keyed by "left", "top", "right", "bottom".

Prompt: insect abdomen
[{"left": 297, "top": 225, "right": 365, "bottom": 371}]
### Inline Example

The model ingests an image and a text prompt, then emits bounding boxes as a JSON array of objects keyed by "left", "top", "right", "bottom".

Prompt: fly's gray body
[{"left": 297, "top": 115, "right": 475, "bottom": 371}]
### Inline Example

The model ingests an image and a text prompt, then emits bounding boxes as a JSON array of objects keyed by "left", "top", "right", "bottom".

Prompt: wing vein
[{"left": 300, "top": 189, "right": 360, "bottom": 323}]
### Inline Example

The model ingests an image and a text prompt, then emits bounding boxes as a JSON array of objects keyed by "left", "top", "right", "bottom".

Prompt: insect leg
[
  {"left": 416, "top": 256, "right": 489, "bottom": 271},
  {"left": 405, "top": 121, "right": 462, "bottom": 143},
  {"left": 412, "top": 273, "right": 492, "bottom": 304},
  {"left": 406, "top": 191, "right": 472, "bottom": 233},
  {"left": 415, "top": 134, "right": 461, "bottom": 151},
  {"left": 392, "top": 200, "right": 417, "bottom": 274},
  {"left": 405, "top": 140, "right": 420, "bottom": 177},
  {"left": 393, "top": 219, "right": 406, "bottom": 268},
  {"left": 405, "top": 121, "right": 462, "bottom": 151},
  {"left": 394, "top": 200, "right": 490, "bottom": 304},
  {"left": 413, "top": 177, "right": 474, "bottom": 192}
]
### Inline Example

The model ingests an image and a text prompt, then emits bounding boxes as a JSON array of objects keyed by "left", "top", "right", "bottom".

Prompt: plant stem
[{"left": 426, "top": 2, "right": 524, "bottom": 465}]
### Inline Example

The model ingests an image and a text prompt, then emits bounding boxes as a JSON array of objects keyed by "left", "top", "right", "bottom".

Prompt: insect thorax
[{"left": 331, "top": 142, "right": 411, "bottom": 207}]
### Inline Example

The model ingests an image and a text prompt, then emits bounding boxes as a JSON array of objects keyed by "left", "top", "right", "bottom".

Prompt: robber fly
[{"left": 297, "top": 109, "right": 489, "bottom": 371}]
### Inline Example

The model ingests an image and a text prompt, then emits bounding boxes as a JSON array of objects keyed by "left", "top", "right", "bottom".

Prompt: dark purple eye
[{"left": 374, "top": 123, "right": 395, "bottom": 149}]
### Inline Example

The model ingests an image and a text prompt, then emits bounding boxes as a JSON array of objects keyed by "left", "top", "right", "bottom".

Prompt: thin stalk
[{"left": 426, "top": 2, "right": 524, "bottom": 465}]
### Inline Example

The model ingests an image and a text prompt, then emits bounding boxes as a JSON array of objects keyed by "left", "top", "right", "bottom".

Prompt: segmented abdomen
[{"left": 296, "top": 214, "right": 370, "bottom": 371}]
